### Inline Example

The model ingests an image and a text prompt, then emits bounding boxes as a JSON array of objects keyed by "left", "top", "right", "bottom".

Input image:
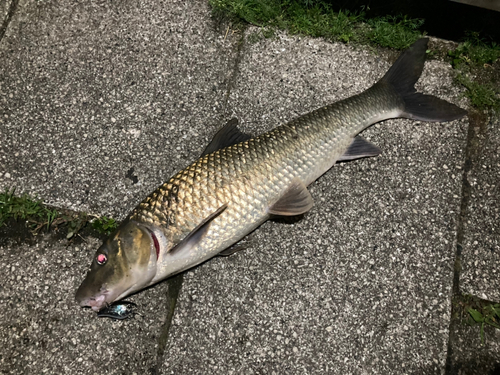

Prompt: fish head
[{"left": 75, "top": 220, "right": 158, "bottom": 311}]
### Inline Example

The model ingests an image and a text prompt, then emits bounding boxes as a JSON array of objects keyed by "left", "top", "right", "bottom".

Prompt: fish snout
[
  {"left": 75, "top": 282, "right": 108, "bottom": 311},
  {"left": 76, "top": 295, "right": 107, "bottom": 310}
]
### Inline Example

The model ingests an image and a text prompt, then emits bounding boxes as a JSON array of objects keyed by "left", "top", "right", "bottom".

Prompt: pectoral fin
[
  {"left": 202, "top": 118, "right": 252, "bottom": 156},
  {"left": 169, "top": 204, "right": 228, "bottom": 255},
  {"left": 337, "top": 136, "right": 381, "bottom": 162},
  {"left": 268, "top": 179, "right": 314, "bottom": 216}
]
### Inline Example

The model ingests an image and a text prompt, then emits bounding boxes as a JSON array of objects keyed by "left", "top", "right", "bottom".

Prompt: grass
[
  {"left": 92, "top": 216, "right": 118, "bottom": 236},
  {"left": 209, "top": 0, "right": 424, "bottom": 49},
  {"left": 455, "top": 74, "right": 500, "bottom": 112},
  {"left": 365, "top": 15, "right": 424, "bottom": 50},
  {"left": 448, "top": 32, "right": 500, "bottom": 69},
  {"left": 0, "top": 188, "right": 118, "bottom": 238},
  {"left": 457, "top": 295, "right": 500, "bottom": 344},
  {"left": 0, "top": 188, "right": 58, "bottom": 231},
  {"left": 448, "top": 32, "right": 500, "bottom": 112}
]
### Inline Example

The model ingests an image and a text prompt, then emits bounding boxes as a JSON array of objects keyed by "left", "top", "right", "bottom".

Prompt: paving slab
[
  {"left": 0, "top": 0, "right": 239, "bottom": 219},
  {"left": 161, "top": 32, "right": 468, "bottom": 374},
  {"left": 460, "top": 113, "right": 500, "bottom": 302},
  {"left": 0, "top": 235, "right": 171, "bottom": 374}
]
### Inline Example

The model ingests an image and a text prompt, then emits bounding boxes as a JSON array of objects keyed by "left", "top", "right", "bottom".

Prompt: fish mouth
[
  {"left": 88, "top": 295, "right": 107, "bottom": 312},
  {"left": 78, "top": 290, "right": 110, "bottom": 312},
  {"left": 79, "top": 286, "right": 137, "bottom": 312}
]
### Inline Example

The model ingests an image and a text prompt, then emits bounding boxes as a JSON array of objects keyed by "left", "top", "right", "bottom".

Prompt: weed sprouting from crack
[
  {"left": 91, "top": 216, "right": 118, "bottom": 236},
  {"left": 454, "top": 74, "right": 500, "bottom": 112},
  {"left": 0, "top": 188, "right": 59, "bottom": 232},
  {"left": 0, "top": 188, "right": 118, "bottom": 240},
  {"left": 449, "top": 32, "right": 500, "bottom": 112},
  {"left": 455, "top": 294, "right": 500, "bottom": 345},
  {"left": 448, "top": 32, "right": 500, "bottom": 69}
]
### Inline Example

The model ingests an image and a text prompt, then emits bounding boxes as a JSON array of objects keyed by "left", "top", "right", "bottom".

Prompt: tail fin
[{"left": 380, "top": 38, "right": 467, "bottom": 122}]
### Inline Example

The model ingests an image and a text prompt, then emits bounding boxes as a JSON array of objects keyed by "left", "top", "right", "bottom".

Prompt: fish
[{"left": 75, "top": 38, "right": 467, "bottom": 312}]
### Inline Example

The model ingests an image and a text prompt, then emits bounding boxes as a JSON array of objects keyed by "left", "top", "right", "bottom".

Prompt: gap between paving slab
[
  {"left": 0, "top": 0, "right": 17, "bottom": 42},
  {"left": 459, "top": 111, "right": 500, "bottom": 302},
  {"left": 445, "top": 109, "right": 500, "bottom": 374}
]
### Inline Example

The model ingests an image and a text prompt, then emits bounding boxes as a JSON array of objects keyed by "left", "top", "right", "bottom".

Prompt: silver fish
[{"left": 76, "top": 38, "right": 466, "bottom": 312}]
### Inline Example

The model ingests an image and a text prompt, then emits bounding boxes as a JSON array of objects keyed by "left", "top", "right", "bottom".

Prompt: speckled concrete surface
[
  {"left": 0, "top": 236, "right": 169, "bottom": 374},
  {"left": 0, "top": 0, "right": 239, "bottom": 219},
  {"left": 160, "top": 32, "right": 468, "bottom": 374},
  {"left": 0, "top": 0, "right": 479, "bottom": 374},
  {"left": 460, "top": 114, "right": 500, "bottom": 302},
  {"left": 0, "top": 0, "right": 12, "bottom": 28}
]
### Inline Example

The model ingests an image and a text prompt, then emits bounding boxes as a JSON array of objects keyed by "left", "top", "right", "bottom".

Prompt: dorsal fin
[
  {"left": 268, "top": 179, "right": 314, "bottom": 216},
  {"left": 202, "top": 118, "right": 252, "bottom": 156},
  {"left": 168, "top": 204, "right": 228, "bottom": 255}
]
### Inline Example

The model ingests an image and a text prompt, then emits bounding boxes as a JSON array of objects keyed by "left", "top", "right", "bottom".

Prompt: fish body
[
  {"left": 133, "top": 84, "right": 397, "bottom": 282},
  {"left": 76, "top": 39, "right": 466, "bottom": 312}
]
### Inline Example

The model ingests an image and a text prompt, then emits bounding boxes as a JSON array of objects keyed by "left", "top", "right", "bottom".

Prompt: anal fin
[
  {"left": 217, "top": 242, "right": 249, "bottom": 257},
  {"left": 337, "top": 136, "right": 381, "bottom": 162},
  {"left": 268, "top": 179, "right": 314, "bottom": 216}
]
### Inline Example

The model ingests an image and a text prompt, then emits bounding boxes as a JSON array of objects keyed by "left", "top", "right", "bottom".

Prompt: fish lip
[
  {"left": 79, "top": 289, "right": 110, "bottom": 311},
  {"left": 81, "top": 286, "right": 136, "bottom": 312}
]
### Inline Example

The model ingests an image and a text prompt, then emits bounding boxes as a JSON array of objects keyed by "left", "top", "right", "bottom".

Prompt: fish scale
[{"left": 75, "top": 39, "right": 467, "bottom": 314}]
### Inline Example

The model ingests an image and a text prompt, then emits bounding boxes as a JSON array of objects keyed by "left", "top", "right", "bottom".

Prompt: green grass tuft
[
  {"left": 0, "top": 188, "right": 119, "bottom": 239},
  {"left": 286, "top": 6, "right": 363, "bottom": 43},
  {"left": 448, "top": 32, "right": 500, "bottom": 112},
  {"left": 209, "top": 0, "right": 423, "bottom": 49},
  {"left": 458, "top": 295, "right": 500, "bottom": 344},
  {"left": 209, "top": 0, "right": 283, "bottom": 27},
  {"left": 455, "top": 74, "right": 500, "bottom": 112},
  {"left": 92, "top": 216, "right": 118, "bottom": 236},
  {"left": 0, "top": 188, "right": 58, "bottom": 230},
  {"left": 366, "top": 15, "right": 424, "bottom": 50},
  {"left": 449, "top": 32, "right": 500, "bottom": 69}
]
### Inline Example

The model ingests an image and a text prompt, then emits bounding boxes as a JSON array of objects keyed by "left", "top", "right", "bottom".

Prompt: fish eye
[{"left": 96, "top": 253, "right": 107, "bottom": 265}]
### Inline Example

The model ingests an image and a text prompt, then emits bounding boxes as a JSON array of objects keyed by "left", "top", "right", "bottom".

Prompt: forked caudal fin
[{"left": 379, "top": 38, "right": 467, "bottom": 122}]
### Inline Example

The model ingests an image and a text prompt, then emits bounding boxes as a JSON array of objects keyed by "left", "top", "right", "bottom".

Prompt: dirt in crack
[
  {"left": 154, "top": 273, "right": 184, "bottom": 371},
  {"left": 445, "top": 109, "right": 490, "bottom": 374},
  {"left": 151, "top": 22, "right": 249, "bottom": 371},
  {"left": 0, "top": 0, "right": 19, "bottom": 42}
]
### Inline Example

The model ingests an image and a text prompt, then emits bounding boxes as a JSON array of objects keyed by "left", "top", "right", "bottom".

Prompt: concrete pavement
[{"left": 1, "top": 0, "right": 498, "bottom": 374}]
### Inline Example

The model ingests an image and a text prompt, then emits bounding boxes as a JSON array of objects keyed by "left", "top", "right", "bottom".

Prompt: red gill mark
[{"left": 150, "top": 231, "right": 160, "bottom": 260}]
